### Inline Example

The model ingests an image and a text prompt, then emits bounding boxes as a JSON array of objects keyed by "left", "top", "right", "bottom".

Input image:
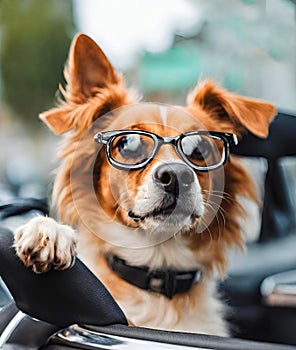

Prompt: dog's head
[{"left": 41, "top": 34, "right": 276, "bottom": 273}]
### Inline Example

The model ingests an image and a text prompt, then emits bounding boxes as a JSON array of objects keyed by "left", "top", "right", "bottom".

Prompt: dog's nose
[{"left": 153, "top": 163, "right": 195, "bottom": 194}]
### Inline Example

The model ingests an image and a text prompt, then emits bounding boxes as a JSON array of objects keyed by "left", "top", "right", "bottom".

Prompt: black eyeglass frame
[{"left": 94, "top": 130, "right": 238, "bottom": 171}]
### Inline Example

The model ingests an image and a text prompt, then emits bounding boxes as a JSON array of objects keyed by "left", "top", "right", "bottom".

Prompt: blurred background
[
  {"left": 0, "top": 0, "right": 295, "bottom": 239},
  {"left": 0, "top": 2, "right": 296, "bottom": 344}
]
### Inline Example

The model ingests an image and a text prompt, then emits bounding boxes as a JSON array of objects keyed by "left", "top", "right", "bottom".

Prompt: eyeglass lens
[
  {"left": 180, "top": 134, "right": 224, "bottom": 168},
  {"left": 110, "top": 133, "right": 155, "bottom": 166}
]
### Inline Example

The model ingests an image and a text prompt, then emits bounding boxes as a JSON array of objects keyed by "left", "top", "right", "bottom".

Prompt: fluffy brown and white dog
[{"left": 14, "top": 33, "right": 276, "bottom": 336}]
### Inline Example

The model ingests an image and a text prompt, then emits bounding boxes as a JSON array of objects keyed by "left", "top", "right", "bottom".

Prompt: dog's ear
[
  {"left": 39, "top": 107, "right": 75, "bottom": 135},
  {"left": 188, "top": 80, "right": 276, "bottom": 138},
  {"left": 39, "top": 33, "right": 121, "bottom": 135},
  {"left": 65, "top": 33, "right": 119, "bottom": 99}
]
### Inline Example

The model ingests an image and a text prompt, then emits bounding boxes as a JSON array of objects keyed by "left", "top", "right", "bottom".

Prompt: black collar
[{"left": 106, "top": 255, "right": 202, "bottom": 299}]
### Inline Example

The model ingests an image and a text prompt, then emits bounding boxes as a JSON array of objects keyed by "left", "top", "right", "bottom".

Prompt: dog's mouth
[{"left": 128, "top": 198, "right": 199, "bottom": 223}]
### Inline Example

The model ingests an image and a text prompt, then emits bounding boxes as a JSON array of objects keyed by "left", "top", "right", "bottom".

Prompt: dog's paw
[{"left": 14, "top": 216, "right": 77, "bottom": 274}]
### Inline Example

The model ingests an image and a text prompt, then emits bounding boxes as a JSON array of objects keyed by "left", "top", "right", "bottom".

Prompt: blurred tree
[{"left": 0, "top": 0, "right": 76, "bottom": 130}]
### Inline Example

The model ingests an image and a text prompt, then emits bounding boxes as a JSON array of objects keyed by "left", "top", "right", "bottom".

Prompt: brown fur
[{"left": 35, "top": 33, "right": 276, "bottom": 334}]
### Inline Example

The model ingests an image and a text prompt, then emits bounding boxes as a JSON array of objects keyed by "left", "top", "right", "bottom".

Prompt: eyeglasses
[{"left": 94, "top": 130, "right": 238, "bottom": 171}]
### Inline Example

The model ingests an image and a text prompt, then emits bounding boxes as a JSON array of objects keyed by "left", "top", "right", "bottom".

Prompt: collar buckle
[
  {"left": 148, "top": 272, "right": 164, "bottom": 294},
  {"left": 148, "top": 270, "right": 179, "bottom": 299}
]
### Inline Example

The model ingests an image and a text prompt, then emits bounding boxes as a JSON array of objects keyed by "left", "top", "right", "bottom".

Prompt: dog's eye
[
  {"left": 111, "top": 133, "right": 156, "bottom": 166},
  {"left": 116, "top": 134, "right": 142, "bottom": 157},
  {"left": 181, "top": 135, "right": 211, "bottom": 161}
]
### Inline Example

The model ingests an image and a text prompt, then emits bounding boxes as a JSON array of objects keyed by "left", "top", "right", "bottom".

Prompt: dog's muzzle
[{"left": 127, "top": 162, "right": 202, "bottom": 223}]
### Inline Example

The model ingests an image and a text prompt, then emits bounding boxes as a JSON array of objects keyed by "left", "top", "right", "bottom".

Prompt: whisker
[
  {"left": 202, "top": 189, "right": 234, "bottom": 204},
  {"left": 199, "top": 214, "right": 213, "bottom": 243},
  {"left": 204, "top": 204, "right": 220, "bottom": 240},
  {"left": 203, "top": 199, "right": 226, "bottom": 242}
]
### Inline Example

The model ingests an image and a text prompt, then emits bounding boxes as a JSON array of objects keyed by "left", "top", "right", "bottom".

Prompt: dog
[{"left": 13, "top": 33, "right": 276, "bottom": 336}]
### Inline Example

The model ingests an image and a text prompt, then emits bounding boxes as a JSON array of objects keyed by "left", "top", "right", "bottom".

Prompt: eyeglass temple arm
[
  {"left": 94, "top": 133, "right": 108, "bottom": 144},
  {"left": 222, "top": 133, "right": 239, "bottom": 146}
]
